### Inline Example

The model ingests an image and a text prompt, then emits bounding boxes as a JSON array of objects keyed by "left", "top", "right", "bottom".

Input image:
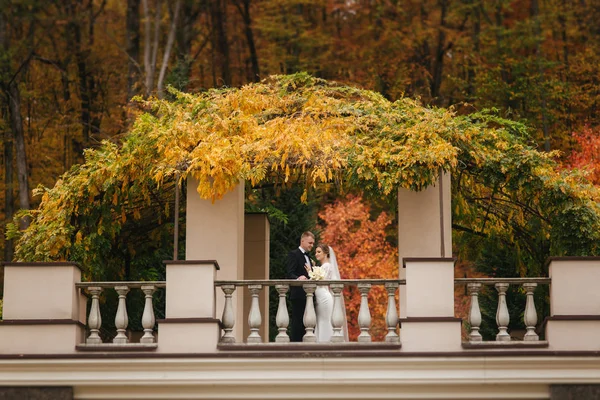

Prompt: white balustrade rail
[
  {"left": 75, "top": 281, "right": 166, "bottom": 345},
  {"left": 215, "top": 279, "right": 404, "bottom": 344},
  {"left": 455, "top": 277, "right": 551, "bottom": 344}
]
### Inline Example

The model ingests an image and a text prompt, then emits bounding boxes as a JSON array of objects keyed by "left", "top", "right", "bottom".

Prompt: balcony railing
[
  {"left": 455, "top": 277, "right": 551, "bottom": 347},
  {"left": 75, "top": 281, "right": 166, "bottom": 349},
  {"left": 1, "top": 257, "right": 598, "bottom": 355},
  {"left": 215, "top": 279, "right": 404, "bottom": 345}
]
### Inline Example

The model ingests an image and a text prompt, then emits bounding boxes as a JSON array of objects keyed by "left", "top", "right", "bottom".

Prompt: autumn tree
[
  {"left": 319, "top": 195, "right": 398, "bottom": 341},
  {"left": 4, "top": 0, "right": 600, "bottom": 264},
  {"left": 7, "top": 75, "right": 600, "bottom": 295},
  {"left": 566, "top": 125, "right": 600, "bottom": 186}
]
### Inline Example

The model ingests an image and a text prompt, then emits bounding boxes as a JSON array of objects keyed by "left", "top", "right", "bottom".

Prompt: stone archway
[{"left": 185, "top": 170, "right": 452, "bottom": 339}]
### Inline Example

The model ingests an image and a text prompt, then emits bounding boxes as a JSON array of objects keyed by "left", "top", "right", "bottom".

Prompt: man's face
[{"left": 301, "top": 236, "right": 315, "bottom": 252}]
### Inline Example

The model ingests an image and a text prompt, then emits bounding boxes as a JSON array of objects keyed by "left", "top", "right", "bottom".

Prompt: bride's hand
[{"left": 304, "top": 263, "right": 312, "bottom": 273}]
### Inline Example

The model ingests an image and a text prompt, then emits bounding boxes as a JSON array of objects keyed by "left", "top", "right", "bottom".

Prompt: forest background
[{"left": 1, "top": 0, "right": 600, "bottom": 340}]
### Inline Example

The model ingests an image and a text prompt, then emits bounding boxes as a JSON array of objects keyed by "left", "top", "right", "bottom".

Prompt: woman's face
[{"left": 315, "top": 247, "right": 325, "bottom": 262}]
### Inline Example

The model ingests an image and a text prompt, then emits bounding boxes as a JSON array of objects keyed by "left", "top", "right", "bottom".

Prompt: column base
[
  {"left": 156, "top": 318, "right": 221, "bottom": 353},
  {"left": 546, "top": 317, "right": 600, "bottom": 351},
  {"left": 399, "top": 318, "right": 462, "bottom": 352},
  {"left": 0, "top": 320, "right": 84, "bottom": 354}
]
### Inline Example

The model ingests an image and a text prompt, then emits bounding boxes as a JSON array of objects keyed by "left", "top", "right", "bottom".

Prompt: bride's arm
[{"left": 323, "top": 262, "right": 334, "bottom": 280}]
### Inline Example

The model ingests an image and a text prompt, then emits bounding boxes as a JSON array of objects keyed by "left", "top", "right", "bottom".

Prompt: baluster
[
  {"left": 113, "top": 286, "right": 130, "bottom": 344},
  {"left": 330, "top": 283, "right": 345, "bottom": 343},
  {"left": 302, "top": 283, "right": 317, "bottom": 342},
  {"left": 86, "top": 286, "right": 103, "bottom": 344},
  {"left": 275, "top": 285, "right": 290, "bottom": 343},
  {"left": 140, "top": 285, "right": 156, "bottom": 344},
  {"left": 495, "top": 283, "right": 511, "bottom": 341},
  {"left": 220, "top": 285, "right": 236, "bottom": 343},
  {"left": 357, "top": 283, "right": 372, "bottom": 343},
  {"left": 247, "top": 284, "right": 263, "bottom": 343},
  {"left": 384, "top": 282, "right": 400, "bottom": 343},
  {"left": 522, "top": 283, "right": 539, "bottom": 341},
  {"left": 467, "top": 283, "right": 482, "bottom": 342}
]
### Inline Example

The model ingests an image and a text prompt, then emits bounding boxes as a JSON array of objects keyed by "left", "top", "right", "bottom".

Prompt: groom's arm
[
  {"left": 286, "top": 251, "right": 302, "bottom": 279},
  {"left": 286, "top": 251, "right": 298, "bottom": 279}
]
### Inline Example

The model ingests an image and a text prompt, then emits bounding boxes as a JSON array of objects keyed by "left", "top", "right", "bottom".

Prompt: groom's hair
[{"left": 301, "top": 231, "right": 315, "bottom": 239}]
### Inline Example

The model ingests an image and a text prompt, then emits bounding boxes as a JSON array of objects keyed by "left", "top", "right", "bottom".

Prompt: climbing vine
[{"left": 8, "top": 73, "right": 600, "bottom": 277}]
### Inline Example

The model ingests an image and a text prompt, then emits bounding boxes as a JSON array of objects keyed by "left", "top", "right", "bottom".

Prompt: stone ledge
[
  {"left": 0, "top": 319, "right": 85, "bottom": 328},
  {"left": 163, "top": 260, "right": 220, "bottom": 270},
  {"left": 218, "top": 342, "right": 402, "bottom": 352},
  {"left": 76, "top": 343, "right": 158, "bottom": 352},
  {"left": 462, "top": 340, "right": 549, "bottom": 349},
  {"left": 0, "top": 261, "right": 83, "bottom": 271}
]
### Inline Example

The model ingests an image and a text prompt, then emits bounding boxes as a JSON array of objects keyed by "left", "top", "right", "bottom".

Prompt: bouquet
[{"left": 308, "top": 266, "right": 327, "bottom": 280}]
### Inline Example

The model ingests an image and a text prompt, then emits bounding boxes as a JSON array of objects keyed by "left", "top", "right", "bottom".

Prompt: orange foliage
[
  {"left": 319, "top": 195, "right": 398, "bottom": 341},
  {"left": 567, "top": 126, "right": 600, "bottom": 185}
]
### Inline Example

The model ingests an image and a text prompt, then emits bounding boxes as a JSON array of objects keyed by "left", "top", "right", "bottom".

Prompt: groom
[{"left": 286, "top": 231, "right": 315, "bottom": 342}]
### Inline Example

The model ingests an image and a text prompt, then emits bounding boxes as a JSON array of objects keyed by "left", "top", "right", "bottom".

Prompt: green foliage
[
  {"left": 8, "top": 74, "right": 600, "bottom": 283},
  {"left": 246, "top": 184, "right": 321, "bottom": 341},
  {"left": 475, "top": 236, "right": 549, "bottom": 340}
]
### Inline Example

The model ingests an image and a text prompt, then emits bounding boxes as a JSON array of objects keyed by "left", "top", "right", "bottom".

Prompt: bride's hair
[{"left": 316, "top": 244, "right": 330, "bottom": 258}]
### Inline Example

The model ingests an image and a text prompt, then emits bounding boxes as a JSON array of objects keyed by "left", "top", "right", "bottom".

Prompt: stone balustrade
[
  {"left": 2, "top": 258, "right": 599, "bottom": 354},
  {"left": 74, "top": 281, "right": 166, "bottom": 348},
  {"left": 215, "top": 279, "right": 403, "bottom": 344},
  {"left": 455, "top": 277, "right": 551, "bottom": 346}
]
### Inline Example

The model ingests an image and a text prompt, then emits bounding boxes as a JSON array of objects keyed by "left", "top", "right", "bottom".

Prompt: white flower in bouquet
[{"left": 309, "top": 266, "right": 327, "bottom": 280}]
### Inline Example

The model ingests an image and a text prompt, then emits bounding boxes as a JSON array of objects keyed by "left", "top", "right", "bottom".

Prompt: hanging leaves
[{"left": 9, "top": 73, "right": 600, "bottom": 274}]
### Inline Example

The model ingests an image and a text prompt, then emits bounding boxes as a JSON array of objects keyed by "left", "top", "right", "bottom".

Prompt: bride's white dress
[{"left": 315, "top": 262, "right": 334, "bottom": 342}]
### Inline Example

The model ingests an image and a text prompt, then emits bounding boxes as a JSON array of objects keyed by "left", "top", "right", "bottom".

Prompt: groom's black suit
[{"left": 287, "top": 247, "right": 311, "bottom": 342}]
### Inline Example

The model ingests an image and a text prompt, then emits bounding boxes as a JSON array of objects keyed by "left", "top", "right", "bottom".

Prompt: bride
[{"left": 306, "top": 244, "right": 348, "bottom": 342}]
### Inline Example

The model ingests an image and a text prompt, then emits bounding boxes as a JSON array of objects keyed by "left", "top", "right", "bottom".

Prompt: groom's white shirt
[{"left": 299, "top": 246, "right": 310, "bottom": 266}]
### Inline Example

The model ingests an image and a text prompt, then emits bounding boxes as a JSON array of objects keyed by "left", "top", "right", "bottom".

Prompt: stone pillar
[
  {"left": 0, "top": 263, "right": 86, "bottom": 354},
  {"left": 243, "top": 213, "right": 270, "bottom": 341},
  {"left": 397, "top": 171, "right": 451, "bottom": 318},
  {"left": 546, "top": 257, "right": 600, "bottom": 351},
  {"left": 400, "top": 258, "right": 462, "bottom": 351},
  {"left": 157, "top": 260, "right": 220, "bottom": 353},
  {"left": 185, "top": 178, "right": 245, "bottom": 341}
]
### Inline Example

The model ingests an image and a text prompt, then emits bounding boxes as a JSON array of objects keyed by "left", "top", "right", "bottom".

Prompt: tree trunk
[
  {"left": 466, "top": 1, "right": 481, "bottom": 99},
  {"left": 211, "top": 0, "right": 231, "bottom": 86},
  {"left": 531, "top": 0, "right": 550, "bottom": 151},
  {"left": 175, "top": 1, "right": 203, "bottom": 89},
  {"left": 430, "top": 0, "right": 448, "bottom": 103},
  {"left": 3, "top": 118, "right": 14, "bottom": 261},
  {"left": 7, "top": 81, "right": 30, "bottom": 229},
  {"left": 126, "top": 0, "right": 141, "bottom": 100},
  {"left": 141, "top": 0, "right": 160, "bottom": 96},
  {"left": 157, "top": 0, "right": 182, "bottom": 97},
  {"left": 239, "top": 0, "right": 259, "bottom": 82},
  {"left": 0, "top": 0, "right": 11, "bottom": 260}
]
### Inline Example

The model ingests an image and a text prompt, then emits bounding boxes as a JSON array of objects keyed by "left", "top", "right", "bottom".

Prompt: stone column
[
  {"left": 401, "top": 258, "right": 461, "bottom": 351},
  {"left": 546, "top": 257, "right": 600, "bottom": 351},
  {"left": 243, "top": 213, "right": 270, "bottom": 341},
  {"left": 0, "top": 262, "right": 86, "bottom": 354},
  {"left": 157, "top": 260, "right": 220, "bottom": 353},
  {"left": 397, "top": 171, "right": 451, "bottom": 318},
  {"left": 185, "top": 178, "right": 245, "bottom": 341}
]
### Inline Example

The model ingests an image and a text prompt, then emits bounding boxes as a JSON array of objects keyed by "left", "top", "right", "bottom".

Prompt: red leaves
[
  {"left": 567, "top": 125, "right": 600, "bottom": 185},
  {"left": 319, "top": 195, "right": 398, "bottom": 341}
]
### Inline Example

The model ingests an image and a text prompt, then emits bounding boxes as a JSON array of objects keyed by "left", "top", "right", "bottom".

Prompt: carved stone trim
[{"left": 163, "top": 260, "right": 220, "bottom": 270}]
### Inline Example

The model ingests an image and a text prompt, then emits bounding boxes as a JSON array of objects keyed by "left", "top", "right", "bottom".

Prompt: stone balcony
[
  {"left": 3, "top": 257, "right": 599, "bottom": 355},
  {"left": 0, "top": 258, "right": 599, "bottom": 400}
]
